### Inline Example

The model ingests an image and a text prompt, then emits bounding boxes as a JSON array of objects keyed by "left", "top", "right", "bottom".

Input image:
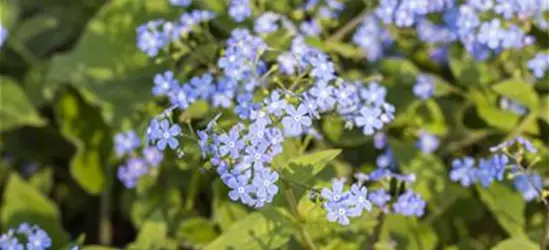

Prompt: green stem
[
  {"left": 283, "top": 182, "right": 318, "bottom": 250},
  {"left": 327, "top": 8, "right": 370, "bottom": 42},
  {"left": 8, "top": 40, "right": 41, "bottom": 66},
  {"left": 99, "top": 166, "right": 113, "bottom": 245},
  {"left": 367, "top": 213, "right": 385, "bottom": 250},
  {"left": 185, "top": 170, "right": 201, "bottom": 211},
  {"left": 541, "top": 210, "right": 549, "bottom": 249}
]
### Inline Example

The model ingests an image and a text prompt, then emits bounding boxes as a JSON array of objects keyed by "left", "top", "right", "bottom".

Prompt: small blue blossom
[
  {"left": 265, "top": 127, "right": 284, "bottom": 156},
  {"left": 393, "top": 190, "right": 426, "bottom": 217},
  {"left": 226, "top": 173, "right": 255, "bottom": 205},
  {"left": 373, "top": 132, "right": 388, "bottom": 149},
  {"left": 153, "top": 119, "right": 181, "bottom": 150},
  {"left": 118, "top": 158, "right": 149, "bottom": 188},
  {"left": 360, "top": 82, "right": 387, "bottom": 106},
  {"left": 234, "top": 93, "right": 258, "bottom": 119},
  {"left": 169, "top": 0, "right": 191, "bottom": 7},
  {"left": 264, "top": 90, "right": 287, "bottom": 117},
  {"left": 516, "top": 136, "right": 537, "bottom": 153},
  {"left": 450, "top": 157, "right": 477, "bottom": 187},
  {"left": 170, "top": 84, "right": 196, "bottom": 110},
  {"left": 218, "top": 128, "right": 245, "bottom": 159},
  {"left": 490, "top": 154, "right": 508, "bottom": 181},
  {"left": 26, "top": 228, "right": 52, "bottom": 250},
  {"left": 528, "top": 53, "right": 549, "bottom": 79},
  {"left": 282, "top": 104, "right": 313, "bottom": 136},
  {"left": 354, "top": 106, "right": 383, "bottom": 135},
  {"left": 368, "top": 189, "right": 391, "bottom": 208},
  {"left": 212, "top": 78, "right": 236, "bottom": 108},
  {"left": 136, "top": 19, "right": 168, "bottom": 57},
  {"left": 251, "top": 168, "right": 279, "bottom": 200},
  {"left": 513, "top": 172, "right": 543, "bottom": 202},
  {"left": 153, "top": 71, "right": 178, "bottom": 96},
  {"left": 417, "top": 131, "right": 439, "bottom": 153},
  {"left": 477, "top": 19, "right": 504, "bottom": 50},
  {"left": 321, "top": 179, "right": 348, "bottom": 204},
  {"left": 143, "top": 147, "right": 163, "bottom": 167},
  {"left": 243, "top": 143, "right": 271, "bottom": 169},
  {"left": 413, "top": 74, "right": 435, "bottom": 100},
  {"left": 254, "top": 12, "right": 280, "bottom": 34},
  {"left": 300, "top": 20, "right": 321, "bottom": 37},
  {"left": 309, "top": 81, "right": 336, "bottom": 111},
  {"left": 500, "top": 97, "right": 527, "bottom": 115},
  {"left": 189, "top": 73, "right": 216, "bottom": 100},
  {"left": 376, "top": 148, "right": 395, "bottom": 168},
  {"left": 0, "top": 24, "right": 7, "bottom": 50},
  {"left": 324, "top": 201, "right": 353, "bottom": 225},
  {"left": 114, "top": 131, "right": 141, "bottom": 157},
  {"left": 229, "top": 0, "right": 251, "bottom": 22},
  {"left": 477, "top": 158, "right": 496, "bottom": 187},
  {"left": 347, "top": 184, "right": 372, "bottom": 216}
]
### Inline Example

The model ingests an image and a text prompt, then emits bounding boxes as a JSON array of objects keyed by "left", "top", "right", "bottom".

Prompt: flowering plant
[{"left": 0, "top": 0, "right": 548, "bottom": 249}]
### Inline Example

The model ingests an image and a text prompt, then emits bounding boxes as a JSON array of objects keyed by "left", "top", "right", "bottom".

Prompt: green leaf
[
  {"left": 541, "top": 95, "right": 549, "bottom": 125},
  {"left": 380, "top": 215, "right": 437, "bottom": 250},
  {"left": 449, "top": 53, "right": 499, "bottom": 87},
  {"left": 55, "top": 87, "right": 112, "bottom": 195},
  {"left": 321, "top": 114, "right": 369, "bottom": 147},
  {"left": 469, "top": 90, "right": 524, "bottom": 132},
  {"left": 204, "top": 211, "right": 293, "bottom": 250},
  {"left": 492, "top": 79, "right": 539, "bottom": 111},
  {"left": 491, "top": 238, "right": 537, "bottom": 250},
  {"left": 46, "top": 0, "right": 177, "bottom": 123},
  {"left": 0, "top": 76, "right": 45, "bottom": 132},
  {"left": 127, "top": 210, "right": 169, "bottom": 249},
  {"left": 176, "top": 217, "right": 218, "bottom": 247},
  {"left": 282, "top": 149, "right": 341, "bottom": 183},
  {"left": 81, "top": 246, "right": 120, "bottom": 250},
  {"left": 1, "top": 173, "right": 69, "bottom": 249},
  {"left": 212, "top": 179, "right": 248, "bottom": 231},
  {"left": 477, "top": 183, "right": 526, "bottom": 237}
]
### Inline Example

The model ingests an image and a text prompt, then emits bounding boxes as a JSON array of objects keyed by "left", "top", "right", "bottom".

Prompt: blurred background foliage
[{"left": 0, "top": 0, "right": 548, "bottom": 249}]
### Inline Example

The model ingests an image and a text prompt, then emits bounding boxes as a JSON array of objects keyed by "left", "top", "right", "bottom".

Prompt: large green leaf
[
  {"left": 477, "top": 183, "right": 526, "bottom": 237},
  {"left": 55, "top": 87, "right": 112, "bottom": 195},
  {"left": 380, "top": 215, "right": 437, "bottom": 250},
  {"left": 0, "top": 76, "right": 45, "bottom": 132},
  {"left": 491, "top": 238, "right": 537, "bottom": 250},
  {"left": 1, "top": 173, "right": 69, "bottom": 249},
  {"left": 127, "top": 210, "right": 169, "bottom": 249},
  {"left": 492, "top": 79, "right": 539, "bottom": 111},
  {"left": 46, "top": 0, "right": 176, "bottom": 123},
  {"left": 281, "top": 149, "right": 342, "bottom": 183},
  {"left": 176, "top": 217, "right": 218, "bottom": 247},
  {"left": 204, "top": 211, "right": 294, "bottom": 250}
]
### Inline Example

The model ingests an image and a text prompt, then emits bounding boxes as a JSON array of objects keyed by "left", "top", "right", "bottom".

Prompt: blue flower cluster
[
  {"left": 136, "top": 9, "right": 215, "bottom": 57},
  {"left": 0, "top": 223, "right": 52, "bottom": 250},
  {"left": 375, "top": 0, "right": 454, "bottom": 27},
  {"left": 169, "top": 0, "right": 192, "bottom": 7},
  {"left": 417, "top": 131, "right": 440, "bottom": 154},
  {"left": 451, "top": 136, "right": 544, "bottom": 201},
  {"left": 115, "top": 130, "right": 164, "bottom": 188},
  {"left": 229, "top": 0, "right": 252, "bottom": 22},
  {"left": 0, "top": 24, "right": 7, "bottom": 50},
  {"left": 528, "top": 53, "right": 549, "bottom": 79},
  {"left": 321, "top": 175, "right": 425, "bottom": 225},
  {"left": 352, "top": 15, "right": 392, "bottom": 62}
]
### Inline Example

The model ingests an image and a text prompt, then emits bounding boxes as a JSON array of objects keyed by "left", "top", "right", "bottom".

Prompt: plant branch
[
  {"left": 542, "top": 209, "right": 549, "bottom": 249},
  {"left": 327, "top": 8, "right": 369, "bottom": 42},
  {"left": 99, "top": 166, "right": 113, "bottom": 245},
  {"left": 367, "top": 213, "right": 385, "bottom": 250}
]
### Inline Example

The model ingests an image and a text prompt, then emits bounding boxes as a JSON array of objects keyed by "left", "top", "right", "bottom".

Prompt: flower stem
[
  {"left": 99, "top": 166, "right": 113, "bottom": 245},
  {"left": 283, "top": 181, "right": 318, "bottom": 250},
  {"left": 327, "top": 8, "right": 370, "bottom": 42}
]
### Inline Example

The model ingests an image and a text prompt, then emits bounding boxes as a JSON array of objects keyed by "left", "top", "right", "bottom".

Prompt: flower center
[
  {"left": 263, "top": 180, "right": 270, "bottom": 186},
  {"left": 163, "top": 132, "right": 170, "bottom": 139},
  {"left": 238, "top": 187, "right": 245, "bottom": 193},
  {"left": 338, "top": 208, "right": 345, "bottom": 215},
  {"left": 294, "top": 115, "right": 301, "bottom": 122},
  {"left": 228, "top": 142, "right": 235, "bottom": 148},
  {"left": 333, "top": 195, "right": 340, "bottom": 201}
]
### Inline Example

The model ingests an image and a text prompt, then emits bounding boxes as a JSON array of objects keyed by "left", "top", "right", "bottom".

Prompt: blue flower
[
  {"left": 234, "top": 93, "right": 258, "bottom": 119},
  {"left": 153, "top": 119, "right": 181, "bottom": 150},
  {"left": 243, "top": 143, "right": 271, "bottom": 169},
  {"left": 0, "top": 24, "right": 7, "bottom": 50},
  {"left": 467, "top": 0, "right": 494, "bottom": 11},
  {"left": 309, "top": 81, "right": 336, "bottom": 111},
  {"left": 169, "top": 0, "right": 191, "bottom": 7},
  {"left": 226, "top": 173, "right": 255, "bottom": 205},
  {"left": 218, "top": 128, "right": 245, "bottom": 159},
  {"left": 393, "top": 190, "right": 426, "bottom": 217},
  {"left": 26, "top": 228, "right": 52, "bottom": 250},
  {"left": 321, "top": 179, "right": 349, "bottom": 204},
  {"left": 170, "top": 84, "right": 196, "bottom": 110},
  {"left": 143, "top": 147, "right": 163, "bottom": 167},
  {"left": 254, "top": 12, "right": 280, "bottom": 34},
  {"left": 513, "top": 172, "right": 543, "bottom": 202},
  {"left": 229, "top": 0, "right": 251, "bottom": 22},
  {"left": 334, "top": 83, "right": 358, "bottom": 108},
  {"left": 265, "top": 127, "right": 284, "bottom": 156},
  {"left": 360, "top": 82, "right": 387, "bottom": 106},
  {"left": 373, "top": 132, "right": 388, "bottom": 149},
  {"left": 117, "top": 158, "right": 149, "bottom": 188},
  {"left": 528, "top": 53, "right": 549, "bottom": 79},
  {"left": 153, "top": 71, "right": 178, "bottom": 96},
  {"left": 282, "top": 104, "right": 313, "bottom": 137},
  {"left": 252, "top": 168, "right": 279, "bottom": 199},
  {"left": 300, "top": 20, "right": 321, "bottom": 37},
  {"left": 324, "top": 201, "right": 353, "bottom": 225},
  {"left": 352, "top": 15, "right": 388, "bottom": 62},
  {"left": 265, "top": 90, "right": 287, "bottom": 117},
  {"left": 368, "top": 189, "right": 391, "bottom": 207},
  {"left": 212, "top": 78, "right": 236, "bottom": 108},
  {"left": 309, "top": 55, "right": 336, "bottom": 82},
  {"left": 376, "top": 148, "right": 395, "bottom": 168},
  {"left": 477, "top": 19, "right": 504, "bottom": 50},
  {"left": 490, "top": 154, "right": 508, "bottom": 181},
  {"left": 136, "top": 19, "right": 168, "bottom": 57},
  {"left": 450, "top": 157, "right": 477, "bottom": 187},
  {"left": 516, "top": 136, "right": 537, "bottom": 153},
  {"left": 500, "top": 97, "right": 527, "bottom": 115},
  {"left": 347, "top": 184, "right": 372, "bottom": 216},
  {"left": 114, "top": 131, "right": 141, "bottom": 157},
  {"left": 413, "top": 74, "right": 435, "bottom": 100},
  {"left": 477, "top": 158, "right": 496, "bottom": 187},
  {"left": 189, "top": 73, "right": 216, "bottom": 100},
  {"left": 354, "top": 106, "right": 383, "bottom": 135},
  {"left": 417, "top": 131, "right": 439, "bottom": 153},
  {"left": 197, "top": 130, "right": 209, "bottom": 158}
]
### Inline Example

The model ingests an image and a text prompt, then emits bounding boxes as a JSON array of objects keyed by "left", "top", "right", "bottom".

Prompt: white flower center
[
  {"left": 228, "top": 142, "right": 235, "bottom": 148},
  {"left": 163, "top": 132, "right": 170, "bottom": 139},
  {"left": 238, "top": 187, "right": 245, "bottom": 193},
  {"left": 333, "top": 195, "right": 340, "bottom": 201}
]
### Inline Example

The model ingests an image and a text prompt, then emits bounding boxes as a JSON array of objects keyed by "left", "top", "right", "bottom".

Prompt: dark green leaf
[
  {"left": 477, "top": 183, "right": 526, "bottom": 237},
  {"left": 491, "top": 238, "right": 537, "bottom": 250},
  {"left": 0, "top": 76, "right": 45, "bottom": 132}
]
